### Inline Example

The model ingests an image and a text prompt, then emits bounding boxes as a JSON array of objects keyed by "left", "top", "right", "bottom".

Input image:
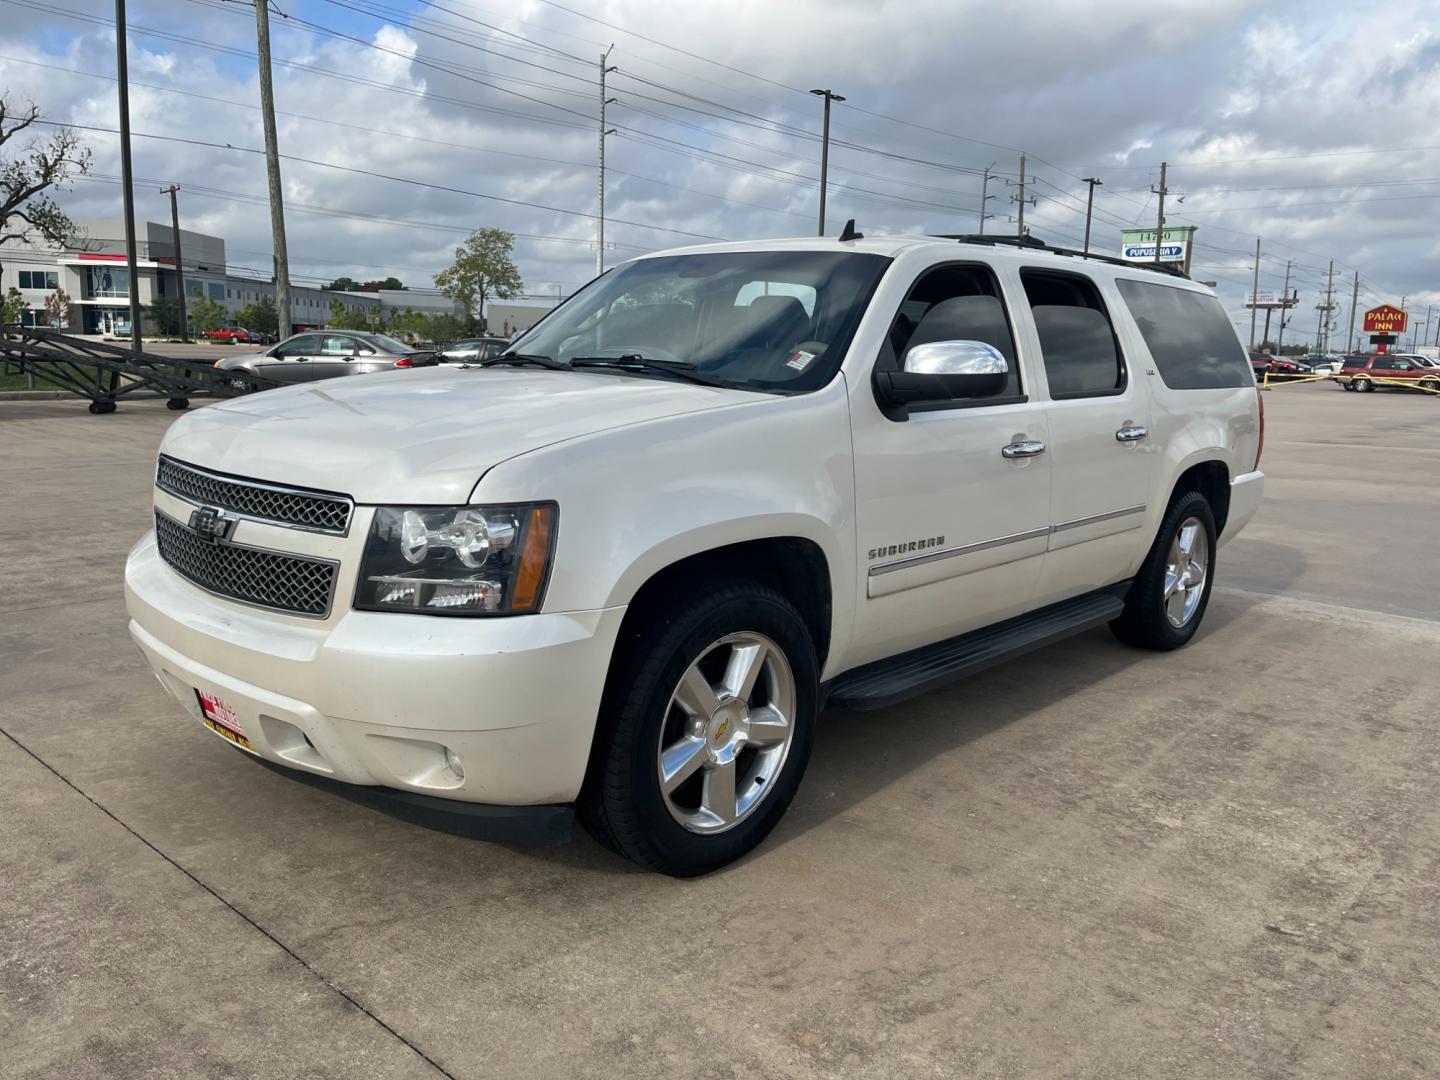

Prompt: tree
[
  {"left": 1, "top": 97, "right": 92, "bottom": 286},
  {"left": 236, "top": 297, "right": 278, "bottom": 334},
  {"left": 2, "top": 285, "right": 25, "bottom": 328},
  {"left": 188, "top": 295, "right": 226, "bottom": 332},
  {"left": 433, "top": 228, "right": 521, "bottom": 330},
  {"left": 147, "top": 295, "right": 181, "bottom": 336},
  {"left": 324, "top": 276, "right": 359, "bottom": 291},
  {"left": 42, "top": 284, "right": 71, "bottom": 328},
  {"left": 327, "top": 298, "right": 370, "bottom": 330},
  {"left": 365, "top": 276, "right": 404, "bottom": 291}
]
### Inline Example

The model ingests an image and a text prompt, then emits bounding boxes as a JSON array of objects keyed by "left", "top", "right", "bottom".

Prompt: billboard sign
[
  {"left": 1121, "top": 241, "right": 1187, "bottom": 263},
  {"left": 1362, "top": 305, "right": 1407, "bottom": 334},
  {"left": 1119, "top": 225, "right": 1197, "bottom": 267}
]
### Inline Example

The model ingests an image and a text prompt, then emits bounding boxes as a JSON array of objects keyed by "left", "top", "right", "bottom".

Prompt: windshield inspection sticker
[{"left": 786, "top": 349, "right": 816, "bottom": 372}]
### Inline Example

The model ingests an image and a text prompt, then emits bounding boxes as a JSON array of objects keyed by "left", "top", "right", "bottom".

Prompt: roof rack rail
[{"left": 927, "top": 233, "right": 1190, "bottom": 279}]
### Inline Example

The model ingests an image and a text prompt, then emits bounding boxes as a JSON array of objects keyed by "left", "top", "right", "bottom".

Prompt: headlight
[{"left": 355, "top": 503, "right": 556, "bottom": 615}]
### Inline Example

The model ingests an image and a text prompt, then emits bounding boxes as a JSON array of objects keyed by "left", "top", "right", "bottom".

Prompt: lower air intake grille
[{"left": 155, "top": 511, "right": 338, "bottom": 618}]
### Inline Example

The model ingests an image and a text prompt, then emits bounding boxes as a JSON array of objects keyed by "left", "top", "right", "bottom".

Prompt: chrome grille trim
[
  {"left": 154, "top": 510, "right": 338, "bottom": 618},
  {"left": 156, "top": 456, "right": 353, "bottom": 535}
]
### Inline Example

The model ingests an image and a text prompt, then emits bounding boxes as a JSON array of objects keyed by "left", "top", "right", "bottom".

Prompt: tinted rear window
[{"left": 1116, "top": 279, "right": 1252, "bottom": 389}]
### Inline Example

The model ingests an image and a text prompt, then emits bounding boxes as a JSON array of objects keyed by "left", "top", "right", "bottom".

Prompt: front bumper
[{"left": 126, "top": 531, "right": 626, "bottom": 821}]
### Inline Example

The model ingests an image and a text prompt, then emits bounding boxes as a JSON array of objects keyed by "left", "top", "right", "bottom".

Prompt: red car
[
  {"left": 203, "top": 326, "right": 255, "bottom": 344},
  {"left": 1249, "top": 352, "right": 1311, "bottom": 378},
  {"left": 1339, "top": 354, "right": 1440, "bottom": 393}
]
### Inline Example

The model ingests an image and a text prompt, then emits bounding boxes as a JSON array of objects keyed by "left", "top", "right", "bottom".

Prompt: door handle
[
  {"left": 1115, "top": 425, "right": 1148, "bottom": 442},
  {"left": 1002, "top": 440, "right": 1047, "bottom": 459}
]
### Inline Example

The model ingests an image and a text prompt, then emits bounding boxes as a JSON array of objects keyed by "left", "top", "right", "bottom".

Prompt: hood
[{"left": 161, "top": 367, "right": 759, "bottom": 503}]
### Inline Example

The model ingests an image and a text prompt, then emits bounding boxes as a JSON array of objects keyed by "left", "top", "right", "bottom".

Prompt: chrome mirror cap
[{"left": 903, "top": 340, "right": 1008, "bottom": 376}]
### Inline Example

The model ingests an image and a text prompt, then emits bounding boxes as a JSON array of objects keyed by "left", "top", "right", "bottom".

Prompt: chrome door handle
[
  {"left": 1115, "top": 425, "right": 1148, "bottom": 442},
  {"left": 1001, "top": 440, "right": 1047, "bottom": 459}
]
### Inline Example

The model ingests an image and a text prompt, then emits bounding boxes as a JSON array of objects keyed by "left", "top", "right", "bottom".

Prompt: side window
[
  {"left": 878, "top": 263, "right": 1020, "bottom": 401},
  {"left": 320, "top": 336, "right": 354, "bottom": 355},
  {"left": 1372, "top": 356, "right": 1395, "bottom": 370},
  {"left": 277, "top": 334, "right": 317, "bottom": 357},
  {"left": 1021, "top": 270, "right": 1125, "bottom": 398},
  {"left": 1393, "top": 359, "right": 1413, "bottom": 371},
  {"left": 1115, "top": 279, "right": 1251, "bottom": 389}
]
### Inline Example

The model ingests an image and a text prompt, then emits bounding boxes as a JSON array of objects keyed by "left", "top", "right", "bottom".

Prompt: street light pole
[
  {"left": 810, "top": 88, "right": 845, "bottom": 236},
  {"left": 1081, "top": 176, "right": 1102, "bottom": 253}
]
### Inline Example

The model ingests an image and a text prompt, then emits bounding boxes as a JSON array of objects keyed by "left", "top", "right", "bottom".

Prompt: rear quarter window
[{"left": 1116, "top": 279, "right": 1252, "bottom": 389}]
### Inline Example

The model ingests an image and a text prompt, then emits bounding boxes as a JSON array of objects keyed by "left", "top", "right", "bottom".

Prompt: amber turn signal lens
[{"left": 510, "top": 506, "right": 555, "bottom": 611}]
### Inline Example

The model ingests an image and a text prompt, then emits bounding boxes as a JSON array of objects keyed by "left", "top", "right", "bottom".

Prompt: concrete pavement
[{"left": 2, "top": 383, "right": 1438, "bottom": 1079}]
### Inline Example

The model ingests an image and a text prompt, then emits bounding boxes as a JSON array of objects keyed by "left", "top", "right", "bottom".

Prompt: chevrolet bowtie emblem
[{"left": 188, "top": 505, "right": 236, "bottom": 542}]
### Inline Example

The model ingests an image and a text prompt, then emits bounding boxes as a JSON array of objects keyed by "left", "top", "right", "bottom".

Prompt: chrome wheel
[
  {"left": 1163, "top": 517, "right": 1209, "bottom": 628},
  {"left": 656, "top": 632, "right": 795, "bottom": 835}
]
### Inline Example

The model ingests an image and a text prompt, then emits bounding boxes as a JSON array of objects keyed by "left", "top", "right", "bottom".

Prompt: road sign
[{"left": 1363, "top": 305, "right": 1407, "bottom": 334}]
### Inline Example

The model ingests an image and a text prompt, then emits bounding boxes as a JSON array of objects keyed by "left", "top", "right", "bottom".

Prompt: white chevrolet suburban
[{"left": 125, "top": 232, "right": 1264, "bottom": 876}]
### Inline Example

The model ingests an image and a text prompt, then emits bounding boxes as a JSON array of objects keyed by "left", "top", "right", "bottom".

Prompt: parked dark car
[
  {"left": 215, "top": 331, "right": 436, "bottom": 388},
  {"left": 1339, "top": 354, "right": 1440, "bottom": 393}
]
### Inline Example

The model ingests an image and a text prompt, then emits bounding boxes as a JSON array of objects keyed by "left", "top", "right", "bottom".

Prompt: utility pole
[
  {"left": 1275, "top": 259, "right": 1293, "bottom": 356},
  {"left": 1081, "top": 176, "right": 1103, "bottom": 253},
  {"left": 254, "top": 0, "right": 291, "bottom": 338},
  {"left": 1314, "top": 260, "right": 1335, "bottom": 353},
  {"left": 977, "top": 163, "right": 996, "bottom": 235},
  {"left": 1151, "top": 161, "right": 1168, "bottom": 266},
  {"left": 597, "top": 46, "right": 616, "bottom": 276},
  {"left": 115, "top": 0, "right": 142, "bottom": 355},
  {"left": 161, "top": 185, "right": 188, "bottom": 343},
  {"left": 1422, "top": 306, "right": 1433, "bottom": 353},
  {"left": 810, "top": 88, "right": 845, "bottom": 236},
  {"left": 1248, "top": 236, "right": 1260, "bottom": 349},
  {"left": 1010, "top": 154, "right": 1036, "bottom": 237},
  {"left": 1346, "top": 271, "right": 1359, "bottom": 356}
]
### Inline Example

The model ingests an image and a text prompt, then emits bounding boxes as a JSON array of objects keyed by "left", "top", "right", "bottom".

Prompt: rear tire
[
  {"left": 1353, "top": 377, "right": 1373, "bottom": 392},
  {"left": 1110, "top": 491, "right": 1217, "bottom": 651},
  {"left": 579, "top": 579, "right": 818, "bottom": 876}
]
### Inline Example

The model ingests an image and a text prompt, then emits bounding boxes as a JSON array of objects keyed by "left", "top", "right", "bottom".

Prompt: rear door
[
  {"left": 311, "top": 334, "right": 361, "bottom": 380},
  {"left": 1016, "top": 268, "right": 1152, "bottom": 609}
]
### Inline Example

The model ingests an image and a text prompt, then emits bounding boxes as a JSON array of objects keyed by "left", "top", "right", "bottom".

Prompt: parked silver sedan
[{"left": 215, "top": 331, "right": 435, "bottom": 388}]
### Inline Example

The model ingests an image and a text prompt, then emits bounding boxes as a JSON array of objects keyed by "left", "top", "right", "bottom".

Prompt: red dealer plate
[{"left": 194, "top": 689, "right": 254, "bottom": 751}]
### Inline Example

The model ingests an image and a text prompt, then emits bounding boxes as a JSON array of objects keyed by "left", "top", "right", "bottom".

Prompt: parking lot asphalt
[{"left": 3, "top": 382, "right": 1438, "bottom": 1080}]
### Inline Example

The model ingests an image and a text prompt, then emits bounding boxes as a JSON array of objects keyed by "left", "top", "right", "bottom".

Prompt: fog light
[{"left": 444, "top": 746, "right": 465, "bottom": 781}]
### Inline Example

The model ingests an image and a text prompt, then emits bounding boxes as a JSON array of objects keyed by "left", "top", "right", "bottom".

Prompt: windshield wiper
[
  {"left": 480, "top": 352, "right": 570, "bottom": 370},
  {"left": 569, "top": 354, "right": 730, "bottom": 388}
]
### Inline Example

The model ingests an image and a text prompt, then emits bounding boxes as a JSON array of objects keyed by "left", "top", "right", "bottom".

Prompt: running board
[{"left": 825, "top": 584, "right": 1129, "bottom": 711}]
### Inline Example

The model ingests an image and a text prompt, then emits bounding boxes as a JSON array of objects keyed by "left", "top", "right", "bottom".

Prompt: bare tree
[{"left": 1, "top": 97, "right": 92, "bottom": 289}]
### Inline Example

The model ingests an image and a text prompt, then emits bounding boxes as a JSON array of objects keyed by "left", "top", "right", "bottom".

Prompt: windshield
[{"left": 509, "top": 250, "right": 891, "bottom": 392}]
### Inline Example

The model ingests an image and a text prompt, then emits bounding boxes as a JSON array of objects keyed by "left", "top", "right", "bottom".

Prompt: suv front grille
[
  {"left": 156, "top": 456, "right": 352, "bottom": 535},
  {"left": 155, "top": 511, "right": 338, "bottom": 618}
]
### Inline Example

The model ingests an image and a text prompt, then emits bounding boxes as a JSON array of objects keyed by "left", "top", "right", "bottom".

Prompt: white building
[{"left": 2, "top": 218, "right": 379, "bottom": 336}]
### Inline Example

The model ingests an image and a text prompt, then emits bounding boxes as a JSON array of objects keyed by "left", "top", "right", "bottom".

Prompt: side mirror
[{"left": 874, "top": 340, "right": 1009, "bottom": 419}]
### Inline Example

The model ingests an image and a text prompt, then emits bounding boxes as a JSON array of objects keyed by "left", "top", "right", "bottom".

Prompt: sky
[{"left": 2, "top": 0, "right": 1438, "bottom": 348}]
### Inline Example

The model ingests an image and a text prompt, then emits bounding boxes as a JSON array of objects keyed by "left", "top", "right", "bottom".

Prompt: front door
[
  {"left": 848, "top": 261, "right": 1052, "bottom": 668},
  {"left": 252, "top": 333, "right": 320, "bottom": 383},
  {"left": 1015, "top": 269, "right": 1152, "bottom": 608}
]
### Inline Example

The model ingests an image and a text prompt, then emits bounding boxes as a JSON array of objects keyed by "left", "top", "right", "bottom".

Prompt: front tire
[
  {"left": 580, "top": 580, "right": 818, "bottom": 876},
  {"left": 1110, "top": 491, "right": 1217, "bottom": 651}
]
